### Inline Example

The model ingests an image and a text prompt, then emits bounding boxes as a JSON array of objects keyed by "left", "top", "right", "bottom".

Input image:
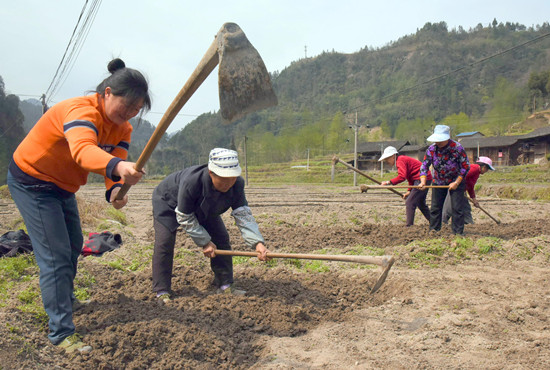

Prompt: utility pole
[
  {"left": 244, "top": 136, "right": 248, "bottom": 186},
  {"left": 40, "top": 94, "right": 48, "bottom": 114},
  {"left": 353, "top": 111, "right": 359, "bottom": 186},
  {"left": 306, "top": 148, "right": 310, "bottom": 171},
  {"left": 380, "top": 144, "right": 384, "bottom": 177}
]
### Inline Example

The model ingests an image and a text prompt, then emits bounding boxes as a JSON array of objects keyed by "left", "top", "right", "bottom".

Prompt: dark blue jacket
[{"left": 152, "top": 165, "right": 247, "bottom": 232}]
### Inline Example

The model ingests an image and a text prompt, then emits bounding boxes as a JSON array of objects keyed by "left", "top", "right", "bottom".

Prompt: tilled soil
[{"left": 1, "top": 183, "right": 549, "bottom": 369}]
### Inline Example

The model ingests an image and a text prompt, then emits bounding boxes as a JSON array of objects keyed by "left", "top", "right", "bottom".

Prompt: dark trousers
[
  {"left": 152, "top": 216, "right": 233, "bottom": 293},
  {"left": 430, "top": 182, "right": 467, "bottom": 234},
  {"left": 7, "top": 171, "right": 83, "bottom": 345},
  {"left": 405, "top": 180, "right": 431, "bottom": 226}
]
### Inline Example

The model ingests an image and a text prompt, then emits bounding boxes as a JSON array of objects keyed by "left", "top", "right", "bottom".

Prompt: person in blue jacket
[{"left": 151, "top": 148, "right": 269, "bottom": 301}]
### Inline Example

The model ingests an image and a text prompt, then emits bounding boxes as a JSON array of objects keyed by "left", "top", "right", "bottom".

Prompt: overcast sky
[{"left": 1, "top": 0, "right": 549, "bottom": 133}]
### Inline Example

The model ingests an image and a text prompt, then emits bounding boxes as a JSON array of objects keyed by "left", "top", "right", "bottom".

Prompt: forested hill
[
  {"left": 161, "top": 20, "right": 550, "bottom": 171},
  {"left": 4, "top": 20, "right": 550, "bottom": 180}
]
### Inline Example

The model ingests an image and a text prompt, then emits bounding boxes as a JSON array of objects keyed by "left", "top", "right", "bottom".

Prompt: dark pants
[
  {"left": 7, "top": 171, "right": 83, "bottom": 345},
  {"left": 405, "top": 180, "right": 431, "bottom": 226},
  {"left": 152, "top": 216, "right": 233, "bottom": 293},
  {"left": 442, "top": 192, "right": 474, "bottom": 225},
  {"left": 430, "top": 182, "right": 467, "bottom": 234}
]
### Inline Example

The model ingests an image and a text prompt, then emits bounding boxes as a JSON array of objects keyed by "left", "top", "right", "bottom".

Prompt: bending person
[
  {"left": 7, "top": 58, "right": 151, "bottom": 353},
  {"left": 152, "top": 148, "right": 269, "bottom": 301},
  {"left": 442, "top": 156, "right": 495, "bottom": 224},
  {"left": 379, "top": 146, "right": 432, "bottom": 226}
]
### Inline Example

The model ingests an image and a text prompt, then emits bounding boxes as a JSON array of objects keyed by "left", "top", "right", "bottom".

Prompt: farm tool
[
  {"left": 359, "top": 184, "right": 450, "bottom": 192},
  {"left": 116, "top": 22, "right": 277, "bottom": 200},
  {"left": 332, "top": 156, "right": 404, "bottom": 197},
  {"left": 214, "top": 249, "right": 396, "bottom": 294},
  {"left": 468, "top": 197, "right": 501, "bottom": 224}
]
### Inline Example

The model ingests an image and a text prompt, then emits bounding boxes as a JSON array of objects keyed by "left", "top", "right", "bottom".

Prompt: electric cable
[{"left": 44, "top": 0, "right": 103, "bottom": 105}]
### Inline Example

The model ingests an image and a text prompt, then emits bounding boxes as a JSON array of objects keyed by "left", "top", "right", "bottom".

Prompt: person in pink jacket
[
  {"left": 379, "top": 146, "right": 433, "bottom": 226},
  {"left": 442, "top": 156, "right": 494, "bottom": 224}
]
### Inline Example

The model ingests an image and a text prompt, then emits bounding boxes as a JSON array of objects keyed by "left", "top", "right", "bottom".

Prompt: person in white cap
[
  {"left": 419, "top": 125, "right": 470, "bottom": 235},
  {"left": 151, "top": 148, "right": 270, "bottom": 300},
  {"left": 378, "top": 146, "right": 433, "bottom": 226},
  {"left": 442, "top": 156, "right": 494, "bottom": 224}
]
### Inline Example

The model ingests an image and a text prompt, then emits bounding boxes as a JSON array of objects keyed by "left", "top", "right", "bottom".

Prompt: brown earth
[{"left": 1, "top": 183, "right": 550, "bottom": 369}]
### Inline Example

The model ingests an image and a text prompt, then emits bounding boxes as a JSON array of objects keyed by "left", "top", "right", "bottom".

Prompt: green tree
[
  {"left": 0, "top": 76, "right": 26, "bottom": 185},
  {"left": 441, "top": 112, "right": 473, "bottom": 135},
  {"left": 326, "top": 112, "right": 346, "bottom": 152},
  {"left": 482, "top": 77, "right": 526, "bottom": 135}
]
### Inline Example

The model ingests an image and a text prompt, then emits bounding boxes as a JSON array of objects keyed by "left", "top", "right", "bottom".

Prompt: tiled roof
[{"left": 456, "top": 131, "right": 482, "bottom": 137}]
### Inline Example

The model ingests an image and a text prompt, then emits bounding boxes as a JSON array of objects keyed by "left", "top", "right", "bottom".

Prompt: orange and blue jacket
[{"left": 11, "top": 93, "right": 132, "bottom": 196}]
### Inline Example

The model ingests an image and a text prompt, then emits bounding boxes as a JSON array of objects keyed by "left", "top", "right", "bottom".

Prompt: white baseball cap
[
  {"left": 427, "top": 125, "right": 451, "bottom": 142},
  {"left": 208, "top": 148, "right": 242, "bottom": 177},
  {"left": 378, "top": 146, "right": 398, "bottom": 161}
]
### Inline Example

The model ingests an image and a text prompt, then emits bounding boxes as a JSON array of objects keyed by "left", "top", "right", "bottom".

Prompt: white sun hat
[
  {"left": 427, "top": 124, "right": 451, "bottom": 142},
  {"left": 208, "top": 148, "right": 242, "bottom": 177},
  {"left": 378, "top": 146, "right": 398, "bottom": 161}
]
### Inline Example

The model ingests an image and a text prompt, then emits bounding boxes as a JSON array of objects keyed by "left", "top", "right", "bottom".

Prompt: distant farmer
[
  {"left": 7, "top": 58, "right": 151, "bottom": 354},
  {"left": 419, "top": 124, "right": 470, "bottom": 235},
  {"left": 442, "top": 156, "right": 495, "bottom": 224},
  {"left": 378, "top": 146, "right": 433, "bottom": 226},
  {"left": 152, "top": 148, "right": 269, "bottom": 302}
]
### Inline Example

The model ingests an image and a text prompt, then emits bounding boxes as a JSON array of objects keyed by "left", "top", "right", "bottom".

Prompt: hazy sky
[{"left": 1, "top": 0, "right": 549, "bottom": 133}]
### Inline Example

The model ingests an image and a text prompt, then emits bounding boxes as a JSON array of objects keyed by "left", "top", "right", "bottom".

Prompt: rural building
[
  {"left": 354, "top": 140, "right": 410, "bottom": 171},
  {"left": 352, "top": 126, "right": 550, "bottom": 172},
  {"left": 459, "top": 126, "right": 550, "bottom": 166}
]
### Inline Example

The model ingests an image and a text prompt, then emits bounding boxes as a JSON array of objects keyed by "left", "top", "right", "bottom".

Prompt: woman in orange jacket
[{"left": 7, "top": 58, "right": 151, "bottom": 353}]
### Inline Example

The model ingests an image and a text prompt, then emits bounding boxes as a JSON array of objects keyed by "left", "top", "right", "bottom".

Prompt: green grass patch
[
  {"left": 277, "top": 257, "right": 330, "bottom": 273},
  {"left": 232, "top": 256, "right": 251, "bottom": 265},
  {"left": 74, "top": 270, "right": 96, "bottom": 301},
  {"left": 476, "top": 237, "right": 502, "bottom": 254},
  {"left": 347, "top": 244, "right": 386, "bottom": 256},
  {"left": 0, "top": 254, "right": 36, "bottom": 280},
  {"left": 106, "top": 208, "right": 128, "bottom": 225},
  {"left": 17, "top": 286, "right": 39, "bottom": 305}
]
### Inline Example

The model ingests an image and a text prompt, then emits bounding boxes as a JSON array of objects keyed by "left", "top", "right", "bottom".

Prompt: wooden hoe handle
[
  {"left": 468, "top": 197, "right": 501, "bottom": 224},
  {"left": 363, "top": 185, "right": 450, "bottom": 189},
  {"left": 214, "top": 249, "right": 394, "bottom": 267},
  {"left": 115, "top": 40, "right": 220, "bottom": 200},
  {"left": 332, "top": 156, "right": 404, "bottom": 197}
]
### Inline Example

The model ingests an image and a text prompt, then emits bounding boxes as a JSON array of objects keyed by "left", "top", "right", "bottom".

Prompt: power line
[
  {"left": 48, "top": 0, "right": 102, "bottom": 103},
  {"left": 43, "top": 0, "right": 88, "bottom": 100},
  {"left": 44, "top": 0, "right": 103, "bottom": 105}
]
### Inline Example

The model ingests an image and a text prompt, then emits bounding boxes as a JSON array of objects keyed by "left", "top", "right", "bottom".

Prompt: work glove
[{"left": 81, "top": 231, "right": 123, "bottom": 257}]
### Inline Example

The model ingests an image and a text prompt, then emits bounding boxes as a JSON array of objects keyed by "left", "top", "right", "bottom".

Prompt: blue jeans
[{"left": 7, "top": 170, "right": 83, "bottom": 345}]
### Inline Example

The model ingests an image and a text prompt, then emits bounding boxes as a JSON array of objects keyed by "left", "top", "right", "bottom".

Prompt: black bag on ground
[{"left": 0, "top": 229, "right": 33, "bottom": 257}]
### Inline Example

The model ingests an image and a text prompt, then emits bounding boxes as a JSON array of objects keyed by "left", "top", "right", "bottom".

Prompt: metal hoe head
[
  {"left": 370, "top": 255, "right": 395, "bottom": 294},
  {"left": 216, "top": 23, "right": 278, "bottom": 124}
]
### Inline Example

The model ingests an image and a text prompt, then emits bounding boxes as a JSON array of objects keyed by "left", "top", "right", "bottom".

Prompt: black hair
[
  {"left": 477, "top": 163, "right": 489, "bottom": 170},
  {"left": 95, "top": 58, "right": 151, "bottom": 112}
]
